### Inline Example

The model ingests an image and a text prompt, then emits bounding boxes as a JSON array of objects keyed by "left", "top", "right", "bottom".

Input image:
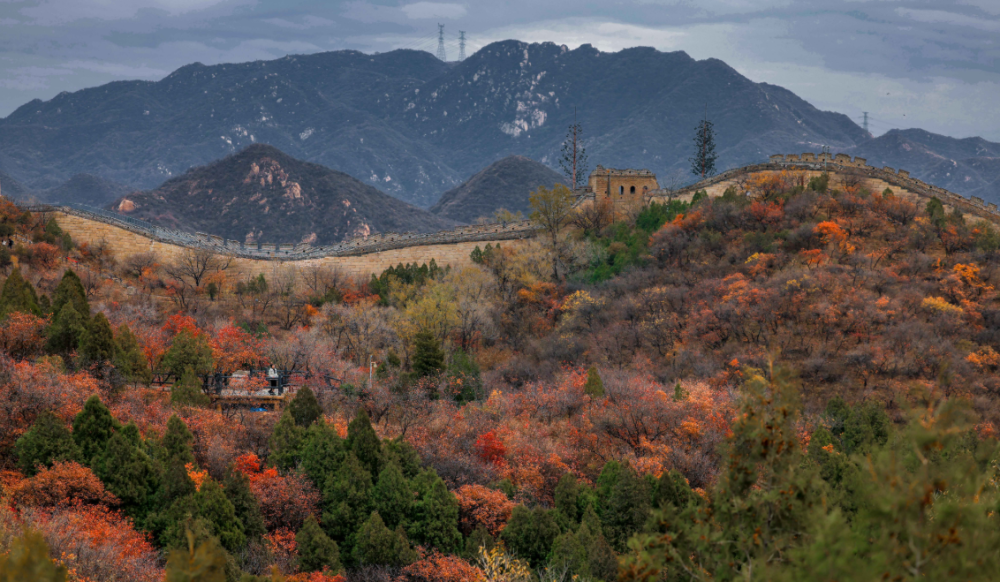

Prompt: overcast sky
[{"left": 1, "top": 0, "right": 998, "bottom": 141}]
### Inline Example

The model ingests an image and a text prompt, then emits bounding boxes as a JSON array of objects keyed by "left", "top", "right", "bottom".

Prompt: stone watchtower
[{"left": 588, "top": 165, "right": 659, "bottom": 201}]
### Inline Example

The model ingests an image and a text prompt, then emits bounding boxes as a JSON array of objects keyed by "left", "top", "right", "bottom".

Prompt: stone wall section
[
  {"left": 28, "top": 209, "right": 525, "bottom": 281},
  {"left": 644, "top": 154, "right": 1000, "bottom": 225}
]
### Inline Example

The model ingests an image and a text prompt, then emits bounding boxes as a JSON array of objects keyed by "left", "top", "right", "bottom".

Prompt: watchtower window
[
  {"left": 630, "top": 186, "right": 636, "bottom": 194},
  {"left": 619, "top": 185, "right": 624, "bottom": 196}
]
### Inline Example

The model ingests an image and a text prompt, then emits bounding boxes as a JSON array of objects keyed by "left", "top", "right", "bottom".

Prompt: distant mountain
[
  {"left": 430, "top": 155, "right": 565, "bottom": 223},
  {"left": 110, "top": 144, "right": 456, "bottom": 244},
  {"left": 37, "top": 174, "right": 132, "bottom": 207},
  {"left": 0, "top": 41, "right": 870, "bottom": 208},
  {"left": 847, "top": 129, "right": 1000, "bottom": 203},
  {"left": 0, "top": 171, "right": 33, "bottom": 201}
]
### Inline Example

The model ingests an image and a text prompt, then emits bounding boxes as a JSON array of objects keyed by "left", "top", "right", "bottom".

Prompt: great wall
[{"left": 10, "top": 152, "right": 998, "bottom": 280}]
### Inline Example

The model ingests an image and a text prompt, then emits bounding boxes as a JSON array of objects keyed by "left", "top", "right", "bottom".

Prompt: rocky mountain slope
[
  {"left": 0, "top": 41, "right": 868, "bottom": 208},
  {"left": 110, "top": 144, "right": 455, "bottom": 244},
  {"left": 846, "top": 129, "right": 1000, "bottom": 203},
  {"left": 430, "top": 155, "right": 565, "bottom": 223}
]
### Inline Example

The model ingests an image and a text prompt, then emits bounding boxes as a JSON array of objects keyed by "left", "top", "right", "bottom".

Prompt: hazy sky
[{"left": 1, "top": 0, "right": 998, "bottom": 141}]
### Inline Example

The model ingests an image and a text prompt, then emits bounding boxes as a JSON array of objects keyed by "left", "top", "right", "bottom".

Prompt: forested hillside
[{"left": 3, "top": 169, "right": 1000, "bottom": 580}]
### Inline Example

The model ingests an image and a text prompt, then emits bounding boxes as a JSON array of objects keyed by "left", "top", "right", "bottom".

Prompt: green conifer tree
[
  {"left": 79, "top": 312, "right": 116, "bottom": 365},
  {"left": 0, "top": 529, "right": 68, "bottom": 582},
  {"left": 346, "top": 408, "right": 383, "bottom": 477},
  {"left": 408, "top": 470, "right": 462, "bottom": 553},
  {"left": 162, "top": 330, "right": 214, "bottom": 378},
  {"left": 161, "top": 457, "right": 197, "bottom": 503},
  {"left": 383, "top": 438, "right": 422, "bottom": 479},
  {"left": 114, "top": 323, "right": 152, "bottom": 384},
  {"left": 583, "top": 366, "right": 605, "bottom": 398},
  {"left": 96, "top": 422, "right": 159, "bottom": 520},
  {"left": 372, "top": 462, "right": 412, "bottom": 529},
  {"left": 296, "top": 514, "right": 342, "bottom": 573},
  {"left": 0, "top": 267, "right": 41, "bottom": 317},
  {"left": 15, "top": 410, "right": 80, "bottom": 476},
  {"left": 46, "top": 302, "right": 86, "bottom": 355},
  {"left": 554, "top": 473, "right": 581, "bottom": 530},
  {"left": 161, "top": 414, "right": 196, "bottom": 465},
  {"left": 411, "top": 329, "right": 445, "bottom": 377},
  {"left": 164, "top": 530, "right": 228, "bottom": 582},
  {"left": 653, "top": 469, "right": 695, "bottom": 509},
  {"left": 268, "top": 408, "right": 305, "bottom": 471},
  {"left": 171, "top": 368, "right": 211, "bottom": 408},
  {"left": 195, "top": 478, "right": 246, "bottom": 553},
  {"left": 50, "top": 269, "right": 89, "bottom": 319},
  {"left": 322, "top": 453, "right": 373, "bottom": 550},
  {"left": 287, "top": 386, "right": 323, "bottom": 427},
  {"left": 500, "top": 506, "right": 560, "bottom": 568},
  {"left": 600, "top": 463, "right": 652, "bottom": 551},
  {"left": 223, "top": 468, "right": 266, "bottom": 542},
  {"left": 351, "top": 512, "right": 417, "bottom": 567},
  {"left": 299, "top": 419, "right": 346, "bottom": 490},
  {"left": 72, "top": 395, "right": 121, "bottom": 466}
]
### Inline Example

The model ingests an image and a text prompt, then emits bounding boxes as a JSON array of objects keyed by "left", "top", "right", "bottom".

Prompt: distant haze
[{"left": 0, "top": 0, "right": 998, "bottom": 142}]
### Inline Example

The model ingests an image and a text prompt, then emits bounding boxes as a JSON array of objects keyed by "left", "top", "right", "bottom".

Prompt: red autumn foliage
[
  {"left": 473, "top": 431, "right": 506, "bottom": 466},
  {"left": 18, "top": 504, "right": 161, "bottom": 582},
  {"left": 9, "top": 461, "right": 119, "bottom": 508},
  {"left": 453, "top": 484, "right": 516, "bottom": 537},
  {"left": 210, "top": 323, "right": 267, "bottom": 374},
  {"left": 236, "top": 454, "right": 321, "bottom": 532},
  {"left": 0, "top": 311, "right": 48, "bottom": 361},
  {"left": 399, "top": 551, "right": 484, "bottom": 582}
]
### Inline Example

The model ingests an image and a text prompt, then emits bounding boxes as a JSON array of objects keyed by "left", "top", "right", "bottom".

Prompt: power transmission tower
[
  {"left": 436, "top": 24, "right": 447, "bottom": 61},
  {"left": 863, "top": 111, "right": 869, "bottom": 134},
  {"left": 458, "top": 31, "right": 466, "bottom": 61}
]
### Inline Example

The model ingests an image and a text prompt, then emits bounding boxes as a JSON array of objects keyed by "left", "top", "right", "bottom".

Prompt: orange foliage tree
[
  {"left": 399, "top": 550, "right": 484, "bottom": 582},
  {"left": 0, "top": 311, "right": 48, "bottom": 360},
  {"left": 9, "top": 461, "right": 119, "bottom": 508},
  {"left": 453, "top": 484, "right": 517, "bottom": 537},
  {"left": 210, "top": 323, "right": 267, "bottom": 374}
]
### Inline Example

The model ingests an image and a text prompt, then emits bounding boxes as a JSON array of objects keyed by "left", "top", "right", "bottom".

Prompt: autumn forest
[{"left": 4, "top": 171, "right": 1000, "bottom": 581}]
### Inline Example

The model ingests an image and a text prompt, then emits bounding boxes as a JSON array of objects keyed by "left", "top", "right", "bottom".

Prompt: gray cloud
[{"left": 0, "top": 0, "right": 998, "bottom": 141}]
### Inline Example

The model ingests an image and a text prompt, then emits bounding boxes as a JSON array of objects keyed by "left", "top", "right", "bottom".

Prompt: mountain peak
[{"left": 430, "top": 155, "right": 565, "bottom": 223}]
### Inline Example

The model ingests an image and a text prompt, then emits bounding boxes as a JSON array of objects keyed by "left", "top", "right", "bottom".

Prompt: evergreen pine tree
[
  {"left": 584, "top": 366, "right": 605, "bottom": 398},
  {"left": 269, "top": 408, "right": 305, "bottom": 471},
  {"left": 72, "top": 395, "right": 121, "bottom": 466},
  {"left": 351, "top": 512, "right": 417, "bottom": 567},
  {"left": 653, "top": 469, "right": 695, "bottom": 509},
  {"left": 223, "top": 468, "right": 266, "bottom": 542},
  {"left": 346, "top": 408, "right": 383, "bottom": 477},
  {"left": 559, "top": 117, "right": 590, "bottom": 189},
  {"left": 672, "top": 381, "right": 688, "bottom": 402},
  {"left": 322, "top": 453, "right": 373, "bottom": 550},
  {"left": 161, "top": 414, "right": 196, "bottom": 465},
  {"left": 600, "top": 463, "right": 652, "bottom": 552},
  {"left": 46, "top": 302, "right": 86, "bottom": 354},
  {"left": 15, "top": 410, "right": 80, "bottom": 476},
  {"left": 51, "top": 269, "right": 89, "bottom": 319},
  {"left": 96, "top": 422, "right": 159, "bottom": 520},
  {"left": 462, "top": 526, "right": 496, "bottom": 561},
  {"left": 689, "top": 116, "right": 718, "bottom": 179},
  {"left": 296, "top": 514, "right": 342, "bottom": 573},
  {"left": 299, "top": 419, "right": 346, "bottom": 490},
  {"left": 114, "top": 323, "right": 152, "bottom": 384},
  {"left": 549, "top": 526, "right": 588, "bottom": 577},
  {"left": 79, "top": 312, "right": 116, "bottom": 365},
  {"left": 554, "top": 473, "right": 581, "bottom": 529},
  {"left": 287, "top": 386, "right": 323, "bottom": 427},
  {"left": 383, "top": 438, "right": 422, "bottom": 479},
  {"left": 164, "top": 530, "right": 228, "bottom": 582},
  {"left": 0, "top": 529, "right": 68, "bottom": 582},
  {"left": 373, "top": 462, "right": 412, "bottom": 529},
  {"left": 171, "top": 368, "right": 211, "bottom": 408},
  {"left": 161, "top": 457, "right": 197, "bottom": 503},
  {"left": 162, "top": 330, "right": 214, "bottom": 378},
  {"left": 408, "top": 470, "right": 462, "bottom": 553},
  {"left": 411, "top": 329, "right": 445, "bottom": 377},
  {"left": 594, "top": 460, "right": 622, "bottom": 518},
  {"left": 581, "top": 521, "right": 618, "bottom": 582},
  {"left": 500, "top": 506, "right": 561, "bottom": 568},
  {"left": 195, "top": 478, "right": 246, "bottom": 553},
  {"left": 0, "top": 267, "right": 41, "bottom": 317}
]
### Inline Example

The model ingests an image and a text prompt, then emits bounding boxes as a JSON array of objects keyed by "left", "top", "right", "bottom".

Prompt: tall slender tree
[
  {"left": 559, "top": 110, "right": 590, "bottom": 190},
  {"left": 689, "top": 111, "right": 718, "bottom": 179}
]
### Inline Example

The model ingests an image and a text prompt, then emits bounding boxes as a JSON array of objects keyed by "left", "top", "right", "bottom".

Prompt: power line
[
  {"left": 458, "top": 31, "right": 466, "bottom": 61},
  {"left": 863, "top": 111, "right": 869, "bottom": 135},
  {"left": 436, "top": 23, "right": 447, "bottom": 61}
]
